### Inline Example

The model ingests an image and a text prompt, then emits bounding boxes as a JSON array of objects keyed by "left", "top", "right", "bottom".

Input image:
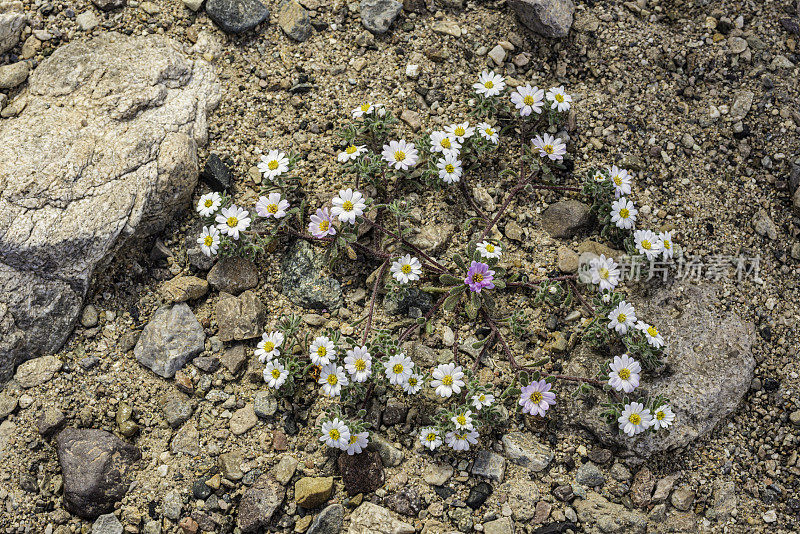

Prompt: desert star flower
[
  {"left": 446, "top": 429, "right": 479, "bottom": 451},
  {"left": 473, "top": 71, "right": 506, "bottom": 97},
  {"left": 344, "top": 346, "right": 372, "bottom": 383},
  {"left": 471, "top": 392, "right": 495, "bottom": 410},
  {"left": 532, "top": 133, "right": 567, "bottom": 161},
  {"left": 519, "top": 380, "right": 556, "bottom": 417},
  {"left": 420, "top": 427, "right": 442, "bottom": 450},
  {"left": 345, "top": 431, "right": 369, "bottom": 455},
  {"left": 511, "top": 84, "right": 544, "bottom": 116},
  {"left": 651, "top": 404, "right": 675, "bottom": 430},
  {"left": 609, "top": 166, "right": 632, "bottom": 197},
  {"left": 403, "top": 373, "right": 423, "bottom": 394},
  {"left": 436, "top": 152, "right": 463, "bottom": 184},
  {"left": 431, "top": 363, "right": 465, "bottom": 398},
  {"left": 258, "top": 150, "right": 290, "bottom": 182},
  {"left": 659, "top": 231, "right": 674, "bottom": 259},
  {"left": 477, "top": 122, "right": 499, "bottom": 144},
  {"left": 608, "top": 354, "right": 641, "bottom": 393},
  {"left": 589, "top": 254, "right": 620, "bottom": 292},
  {"left": 546, "top": 86, "right": 572, "bottom": 112},
  {"left": 636, "top": 321, "right": 664, "bottom": 349},
  {"left": 331, "top": 189, "right": 366, "bottom": 224},
  {"left": 608, "top": 300, "right": 636, "bottom": 335},
  {"left": 390, "top": 254, "right": 422, "bottom": 284},
  {"left": 338, "top": 144, "right": 367, "bottom": 163},
  {"left": 255, "top": 331, "right": 285, "bottom": 362},
  {"left": 430, "top": 131, "right": 461, "bottom": 155},
  {"left": 385, "top": 353, "right": 414, "bottom": 385},
  {"left": 310, "top": 336, "right": 336, "bottom": 366},
  {"left": 320, "top": 418, "right": 351, "bottom": 449},
  {"left": 197, "top": 192, "right": 222, "bottom": 217},
  {"left": 382, "top": 139, "right": 419, "bottom": 170},
  {"left": 215, "top": 204, "right": 251, "bottom": 240},
  {"left": 465, "top": 261, "right": 495, "bottom": 293},
  {"left": 263, "top": 360, "right": 288, "bottom": 389},
  {"left": 610, "top": 197, "right": 637, "bottom": 230},
  {"left": 618, "top": 402, "right": 652, "bottom": 437},
  {"left": 352, "top": 103, "right": 374, "bottom": 118},
  {"left": 308, "top": 207, "right": 337, "bottom": 238},
  {"left": 256, "top": 192, "right": 290, "bottom": 219},
  {"left": 446, "top": 122, "right": 474, "bottom": 143},
  {"left": 634, "top": 229, "right": 663, "bottom": 261},
  {"left": 451, "top": 410, "right": 474, "bottom": 430},
  {"left": 319, "top": 363, "right": 348, "bottom": 397},
  {"left": 476, "top": 241, "right": 502, "bottom": 259},
  {"left": 592, "top": 169, "right": 607, "bottom": 182},
  {"left": 198, "top": 226, "right": 220, "bottom": 257}
]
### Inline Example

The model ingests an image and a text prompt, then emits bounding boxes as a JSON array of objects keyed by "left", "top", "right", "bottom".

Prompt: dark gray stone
[
  {"left": 541, "top": 200, "right": 592, "bottom": 238},
  {"left": 200, "top": 153, "right": 231, "bottom": 191},
  {"left": 466, "top": 481, "right": 493, "bottom": 509},
  {"left": 281, "top": 240, "right": 342, "bottom": 311},
  {"left": 92, "top": 0, "right": 126, "bottom": 10},
  {"left": 307, "top": 503, "right": 344, "bottom": 534},
  {"left": 575, "top": 462, "right": 605, "bottom": 487},
  {"left": 56, "top": 428, "right": 141, "bottom": 519},
  {"left": 237, "top": 475, "right": 285, "bottom": 533},
  {"left": 36, "top": 407, "right": 66, "bottom": 437},
  {"left": 161, "top": 394, "right": 193, "bottom": 428},
  {"left": 207, "top": 256, "right": 258, "bottom": 295},
  {"left": 471, "top": 450, "right": 506, "bottom": 482},
  {"left": 508, "top": 0, "right": 575, "bottom": 39},
  {"left": 278, "top": 0, "right": 311, "bottom": 42},
  {"left": 360, "top": 0, "right": 403, "bottom": 34},
  {"left": 134, "top": 304, "right": 205, "bottom": 378},
  {"left": 206, "top": 0, "right": 270, "bottom": 34}
]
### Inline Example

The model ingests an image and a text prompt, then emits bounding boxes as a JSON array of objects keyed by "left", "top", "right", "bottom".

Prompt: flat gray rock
[
  {"left": 508, "top": 0, "right": 575, "bottom": 39},
  {"left": 206, "top": 0, "right": 270, "bottom": 34},
  {"left": 134, "top": 303, "right": 205, "bottom": 378},
  {"left": 360, "top": 0, "right": 402, "bottom": 34}
]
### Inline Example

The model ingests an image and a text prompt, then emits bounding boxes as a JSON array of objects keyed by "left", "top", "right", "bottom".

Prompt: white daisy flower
[
  {"left": 634, "top": 229, "right": 663, "bottom": 261},
  {"left": 592, "top": 169, "right": 607, "bottom": 183},
  {"left": 436, "top": 152, "right": 463, "bottom": 184},
  {"left": 445, "top": 122, "right": 475, "bottom": 143},
  {"left": 473, "top": 71, "right": 506, "bottom": 97},
  {"left": 403, "top": 373, "right": 423, "bottom": 394},
  {"left": 345, "top": 431, "right": 369, "bottom": 455},
  {"left": 610, "top": 197, "right": 637, "bottom": 230},
  {"left": 331, "top": 189, "right": 367, "bottom": 225},
  {"left": 390, "top": 254, "right": 423, "bottom": 284},
  {"left": 510, "top": 84, "right": 544, "bottom": 117},
  {"left": 651, "top": 405, "right": 675, "bottom": 431},
  {"left": 545, "top": 86, "right": 572, "bottom": 112},
  {"left": 352, "top": 103, "right": 374, "bottom": 118},
  {"left": 476, "top": 241, "right": 502, "bottom": 259},
  {"left": 420, "top": 427, "right": 442, "bottom": 450},
  {"left": 659, "top": 231, "right": 674, "bottom": 260},
  {"left": 319, "top": 363, "right": 348, "bottom": 397},
  {"left": 385, "top": 353, "right": 414, "bottom": 386},
  {"left": 531, "top": 133, "right": 567, "bottom": 161},
  {"left": 320, "top": 418, "right": 351, "bottom": 449},
  {"left": 344, "top": 346, "right": 372, "bottom": 383},
  {"left": 431, "top": 363, "right": 466, "bottom": 398},
  {"left": 618, "top": 402, "right": 652, "bottom": 437},
  {"left": 471, "top": 392, "right": 495, "bottom": 410},
  {"left": 258, "top": 150, "right": 290, "bottom": 182},
  {"left": 608, "top": 300, "right": 637, "bottom": 335},
  {"left": 255, "top": 331, "right": 285, "bottom": 362},
  {"left": 588, "top": 254, "right": 620, "bottom": 292},
  {"left": 430, "top": 131, "right": 461, "bottom": 156},
  {"left": 609, "top": 166, "right": 632, "bottom": 198},
  {"left": 477, "top": 122, "right": 499, "bottom": 144},
  {"left": 310, "top": 336, "right": 336, "bottom": 366},
  {"left": 197, "top": 192, "right": 222, "bottom": 217},
  {"left": 197, "top": 226, "right": 220, "bottom": 257},
  {"left": 636, "top": 321, "right": 665, "bottom": 349},
  {"left": 451, "top": 410, "right": 474, "bottom": 430},
  {"left": 446, "top": 429, "right": 479, "bottom": 451},
  {"left": 381, "top": 139, "right": 419, "bottom": 170},
  {"left": 608, "top": 354, "right": 641, "bottom": 393},
  {"left": 255, "top": 192, "right": 290, "bottom": 219},
  {"left": 338, "top": 144, "right": 367, "bottom": 163},
  {"left": 215, "top": 204, "right": 251, "bottom": 240},
  {"left": 263, "top": 359, "right": 288, "bottom": 389}
]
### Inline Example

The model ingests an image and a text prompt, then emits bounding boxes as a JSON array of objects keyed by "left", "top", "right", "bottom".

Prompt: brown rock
[{"left": 338, "top": 450, "right": 384, "bottom": 496}]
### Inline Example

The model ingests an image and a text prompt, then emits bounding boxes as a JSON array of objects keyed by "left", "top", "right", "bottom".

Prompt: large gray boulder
[
  {"left": 0, "top": 33, "right": 220, "bottom": 383},
  {"left": 0, "top": 1, "right": 26, "bottom": 55},
  {"left": 508, "top": 0, "right": 575, "bottom": 39},
  {"left": 565, "top": 283, "right": 756, "bottom": 457}
]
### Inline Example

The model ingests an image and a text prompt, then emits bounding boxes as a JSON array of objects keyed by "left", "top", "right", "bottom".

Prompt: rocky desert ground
[{"left": 1, "top": 0, "right": 800, "bottom": 533}]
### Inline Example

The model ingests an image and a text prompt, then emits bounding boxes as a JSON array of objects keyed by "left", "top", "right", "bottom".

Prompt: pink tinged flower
[
  {"left": 308, "top": 207, "right": 337, "bottom": 238},
  {"left": 464, "top": 261, "right": 495, "bottom": 293},
  {"left": 519, "top": 379, "right": 555, "bottom": 417}
]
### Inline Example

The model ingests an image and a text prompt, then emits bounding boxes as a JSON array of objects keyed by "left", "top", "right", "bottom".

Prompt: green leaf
[
  {"left": 493, "top": 280, "right": 506, "bottom": 290},
  {"left": 453, "top": 254, "right": 466, "bottom": 271},
  {"left": 442, "top": 293, "right": 461, "bottom": 312},
  {"left": 439, "top": 273, "right": 461, "bottom": 285}
]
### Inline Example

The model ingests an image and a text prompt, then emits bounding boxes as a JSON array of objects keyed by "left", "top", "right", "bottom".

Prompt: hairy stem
[{"left": 363, "top": 260, "right": 389, "bottom": 345}]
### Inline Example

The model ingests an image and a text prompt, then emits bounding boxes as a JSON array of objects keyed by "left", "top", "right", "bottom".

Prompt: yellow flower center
[
  {"left": 530, "top": 391, "right": 543, "bottom": 403},
  {"left": 392, "top": 364, "right": 404, "bottom": 375},
  {"left": 485, "top": 244, "right": 495, "bottom": 253},
  {"left": 523, "top": 95, "right": 535, "bottom": 105},
  {"left": 457, "top": 433, "right": 467, "bottom": 440},
  {"left": 317, "top": 346, "right": 327, "bottom": 357},
  {"left": 226, "top": 216, "right": 238, "bottom": 228},
  {"left": 656, "top": 411, "right": 665, "bottom": 420},
  {"left": 346, "top": 145, "right": 357, "bottom": 154},
  {"left": 664, "top": 241, "right": 671, "bottom": 250},
  {"left": 618, "top": 368, "right": 631, "bottom": 380},
  {"left": 456, "top": 415, "right": 466, "bottom": 425},
  {"left": 543, "top": 144, "right": 554, "bottom": 154},
  {"left": 628, "top": 413, "right": 641, "bottom": 425},
  {"left": 641, "top": 240, "right": 651, "bottom": 250},
  {"left": 619, "top": 208, "right": 629, "bottom": 219},
  {"left": 455, "top": 126, "right": 465, "bottom": 136},
  {"left": 360, "top": 104, "right": 370, "bottom": 112},
  {"left": 350, "top": 435, "right": 358, "bottom": 444},
  {"left": 326, "top": 374, "right": 338, "bottom": 385},
  {"left": 479, "top": 395, "right": 486, "bottom": 402},
  {"left": 329, "top": 429, "right": 340, "bottom": 440},
  {"left": 394, "top": 150, "right": 406, "bottom": 161},
  {"left": 268, "top": 160, "right": 278, "bottom": 171},
  {"left": 441, "top": 138, "right": 451, "bottom": 149},
  {"left": 263, "top": 341, "right": 275, "bottom": 352},
  {"left": 204, "top": 199, "right": 214, "bottom": 207},
  {"left": 401, "top": 264, "right": 411, "bottom": 274},
  {"left": 599, "top": 267, "right": 609, "bottom": 279},
  {"left": 647, "top": 326, "right": 658, "bottom": 337},
  {"left": 555, "top": 93, "right": 564, "bottom": 103},
  {"left": 271, "top": 369, "right": 281, "bottom": 379},
  {"left": 473, "top": 273, "right": 484, "bottom": 283},
  {"left": 408, "top": 377, "right": 417, "bottom": 387},
  {"left": 484, "top": 81, "right": 494, "bottom": 89},
  {"left": 204, "top": 236, "right": 214, "bottom": 246},
  {"left": 445, "top": 164, "right": 455, "bottom": 173},
  {"left": 342, "top": 200, "right": 354, "bottom": 211},
  {"left": 355, "top": 360, "right": 366, "bottom": 371},
  {"left": 617, "top": 313, "right": 627, "bottom": 324},
  {"left": 442, "top": 375, "right": 453, "bottom": 386},
  {"left": 426, "top": 433, "right": 437, "bottom": 442},
  {"left": 319, "top": 220, "right": 330, "bottom": 232},
  {"left": 613, "top": 176, "right": 622, "bottom": 185},
  {"left": 267, "top": 204, "right": 278, "bottom": 214}
]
